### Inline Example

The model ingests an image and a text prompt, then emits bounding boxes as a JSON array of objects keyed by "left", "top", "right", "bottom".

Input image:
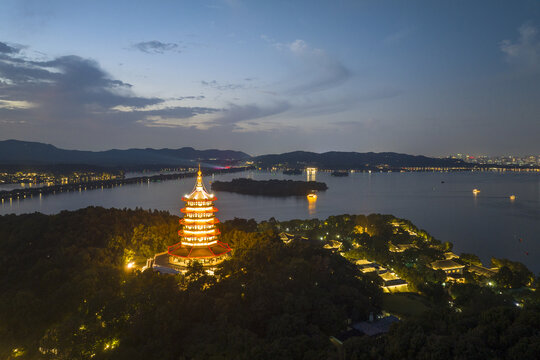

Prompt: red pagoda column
[{"left": 167, "top": 165, "right": 231, "bottom": 267}]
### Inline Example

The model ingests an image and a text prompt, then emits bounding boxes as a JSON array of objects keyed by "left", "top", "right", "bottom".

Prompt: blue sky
[{"left": 0, "top": 0, "right": 539, "bottom": 155}]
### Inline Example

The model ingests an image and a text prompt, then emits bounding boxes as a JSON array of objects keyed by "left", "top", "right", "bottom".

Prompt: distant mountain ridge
[
  {"left": 0, "top": 140, "right": 467, "bottom": 170},
  {"left": 255, "top": 150, "right": 467, "bottom": 169},
  {"left": 0, "top": 140, "right": 251, "bottom": 168}
]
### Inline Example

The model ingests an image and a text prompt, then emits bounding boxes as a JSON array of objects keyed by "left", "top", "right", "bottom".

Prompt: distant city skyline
[{"left": 1, "top": 0, "right": 540, "bottom": 156}]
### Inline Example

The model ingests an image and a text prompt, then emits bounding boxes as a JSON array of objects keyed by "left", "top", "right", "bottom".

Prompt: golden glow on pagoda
[{"left": 167, "top": 165, "right": 231, "bottom": 266}]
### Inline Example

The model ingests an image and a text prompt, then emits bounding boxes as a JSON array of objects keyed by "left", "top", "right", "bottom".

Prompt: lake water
[{"left": 1, "top": 170, "right": 539, "bottom": 273}]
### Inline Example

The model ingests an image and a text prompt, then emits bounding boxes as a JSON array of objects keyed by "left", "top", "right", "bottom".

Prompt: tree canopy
[{"left": 0, "top": 208, "right": 538, "bottom": 359}]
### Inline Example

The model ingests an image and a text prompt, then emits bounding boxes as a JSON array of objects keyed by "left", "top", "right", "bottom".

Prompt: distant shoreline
[{"left": 0, "top": 167, "right": 248, "bottom": 202}]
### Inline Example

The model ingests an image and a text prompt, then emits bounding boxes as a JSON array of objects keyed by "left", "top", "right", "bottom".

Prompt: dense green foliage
[
  {"left": 211, "top": 178, "right": 328, "bottom": 196},
  {"left": 344, "top": 302, "right": 540, "bottom": 359},
  {"left": 269, "top": 214, "right": 449, "bottom": 293},
  {"left": 491, "top": 258, "right": 535, "bottom": 289},
  {"left": 0, "top": 207, "right": 178, "bottom": 358},
  {"left": 0, "top": 208, "right": 538, "bottom": 359},
  {"left": 0, "top": 208, "right": 378, "bottom": 359},
  {"left": 458, "top": 253, "right": 483, "bottom": 267}
]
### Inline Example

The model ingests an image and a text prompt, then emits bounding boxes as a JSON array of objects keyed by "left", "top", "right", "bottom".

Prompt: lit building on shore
[
  {"left": 306, "top": 167, "right": 317, "bottom": 181},
  {"left": 145, "top": 166, "right": 232, "bottom": 272},
  {"left": 430, "top": 259, "right": 466, "bottom": 283}
]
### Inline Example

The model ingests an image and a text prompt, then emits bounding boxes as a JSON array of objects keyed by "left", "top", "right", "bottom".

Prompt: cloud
[
  {"left": 132, "top": 41, "right": 180, "bottom": 54},
  {"left": 211, "top": 101, "right": 290, "bottom": 127},
  {"left": 290, "top": 87, "right": 403, "bottom": 119},
  {"left": 175, "top": 95, "right": 205, "bottom": 101},
  {"left": 138, "top": 101, "right": 290, "bottom": 131},
  {"left": 0, "top": 54, "right": 162, "bottom": 111},
  {"left": 334, "top": 118, "right": 381, "bottom": 129},
  {"left": 263, "top": 37, "right": 351, "bottom": 94},
  {"left": 201, "top": 80, "right": 246, "bottom": 91},
  {"left": 500, "top": 24, "right": 540, "bottom": 69},
  {"left": 0, "top": 99, "right": 36, "bottom": 109},
  {"left": 0, "top": 45, "right": 218, "bottom": 129},
  {"left": 133, "top": 102, "right": 291, "bottom": 131},
  {"left": 136, "top": 110, "right": 218, "bottom": 130},
  {"left": 0, "top": 41, "right": 297, "bottom": 142},
  {"left": 284, "top": 39, "right": 310, "bottom": 55},
  {"left": 0, "top": 41, "right": 20, "bottom": 54}
]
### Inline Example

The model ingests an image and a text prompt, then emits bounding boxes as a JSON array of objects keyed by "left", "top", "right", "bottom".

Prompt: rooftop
[
  {"left": 168, "top": 241, "right": 231, "bottom": 259},
  {"left": 183, "top": 166, "right": 216, "bottom": 201},
  {"left": 383, "top": 279, "right": 408, "bottom": 287},
  {"left": 444, "top": 252, "right": 459, "bottom": 260},
  {"left": 468, "top": 264, "right": 498, "bottom": 277},
  {"left": 431, "top": 259, "right": 465, "bottom": 270},
  {"left": 352, "top": 315, "right": 400, "bottom": 337}
]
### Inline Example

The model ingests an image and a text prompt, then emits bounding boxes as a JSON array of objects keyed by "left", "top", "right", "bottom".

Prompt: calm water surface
[{"left": 1, "top": 171, "right": 539, "bottom": 272}]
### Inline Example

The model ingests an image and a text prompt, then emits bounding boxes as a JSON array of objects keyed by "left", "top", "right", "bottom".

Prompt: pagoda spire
[{"left": 196, "top": 164, "right": 203, "bottom": 188}]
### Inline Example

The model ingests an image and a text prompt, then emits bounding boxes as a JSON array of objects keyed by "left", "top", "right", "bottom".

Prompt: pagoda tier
[
  {"left": 182, "top": 196, "right": 216, "bottom": 202},
  {"left": 181, "top": 207, "right": 218, "bottom": 213},
  {"left": 167, "top": 165, "right": 232, "bottom": 266},
  {"left": 180, "top": 218, "right": 220, "bottom": 225}
]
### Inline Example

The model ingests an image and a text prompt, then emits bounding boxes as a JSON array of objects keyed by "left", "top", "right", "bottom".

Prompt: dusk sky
[{"left": 1, "top": 0, "right": 539, "bottom": 156}]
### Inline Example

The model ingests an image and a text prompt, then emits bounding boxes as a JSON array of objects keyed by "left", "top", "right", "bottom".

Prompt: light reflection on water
[
  {"left": 1, "top": 170, "right": 539, "bottom": 272},
  {"left": 307, "top": 197, "right": 316, "bottom": 215}
]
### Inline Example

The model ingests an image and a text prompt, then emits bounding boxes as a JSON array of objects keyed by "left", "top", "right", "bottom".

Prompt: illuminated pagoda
[{"left": 166, "top": 165, "right": 232, "bottom": 268}]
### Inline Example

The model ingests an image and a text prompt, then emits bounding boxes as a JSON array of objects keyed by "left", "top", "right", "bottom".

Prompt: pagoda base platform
[{"left": 145, "top": 241, "right": 232, "bottom": 274}]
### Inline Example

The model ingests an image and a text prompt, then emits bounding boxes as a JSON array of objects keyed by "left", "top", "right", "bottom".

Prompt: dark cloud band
[{"left": 132, "top": 41, "right": 180, "bottom": 54}]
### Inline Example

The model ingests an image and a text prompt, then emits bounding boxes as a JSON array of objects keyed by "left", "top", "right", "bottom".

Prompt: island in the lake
[{"left": 211, "top": 178, "right": 328, "bottom": 196}]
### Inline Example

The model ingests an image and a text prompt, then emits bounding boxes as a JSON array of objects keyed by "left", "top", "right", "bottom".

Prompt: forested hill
[
  {"left": 255, "top": 151, "right": 467, "bottom": 169},
  {"left": 1, "top": 140, "right": 469, "bottom": 170},
  {"left": 0, "top": 208, "right": 538, "bottom": 359},
  {"left": 0, "top": 140, "right": 251, "bottom": 167}
]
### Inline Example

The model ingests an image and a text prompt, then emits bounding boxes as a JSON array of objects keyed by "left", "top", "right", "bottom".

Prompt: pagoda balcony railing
[
  {"left": 180, "top": 218, "right": 220, "bottom": 225},
  {"left": 182, "top": 223, "right": 217, "bottom": 229},
  {"left": 182, "top": 196, "right": 216, "bottom": 202},
  {"left": 182, "top": 226, "right": 218, "bottom": 232},
  {"left": 181, "top": 234, "right": 217, "bottom": 240},
  {"left": 184, "top": 200, "right": 215, "bottom": 206},
  {"left": 181, "top": 238, "right": 218, "bottom": 246},
  {"left": 181, "top": 207, "right": 218, "bottom": 213},
  {"left": 184, "top": 214, "right": 215, "bottom": 219},
  {"left": 179, "top": 229, "right": 221, "bottom": 236}
]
